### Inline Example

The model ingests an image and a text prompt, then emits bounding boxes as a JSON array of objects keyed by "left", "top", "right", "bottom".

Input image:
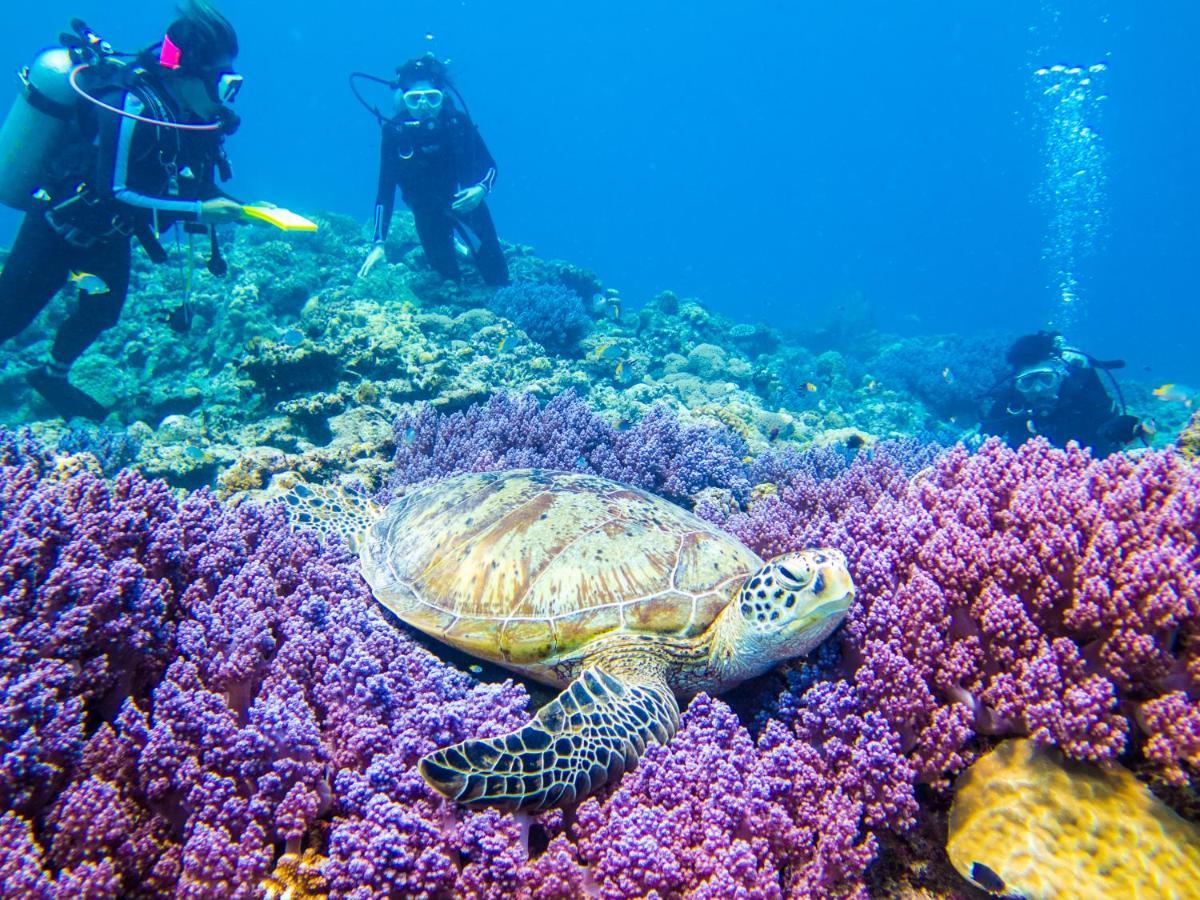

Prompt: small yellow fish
[
  {"left": 804, "top": 382, "right": 818, "bottom": 392},
  {"left": 1153, "top": 384, "right": 1195, "bottom": 407},
  {"left": 497, "top": 337, "right": 507, "bottom": 353},
  {"left": 615, "top": 361, "right": 624, "bottom": 379},
  {"left": 866, "top": 379, "right": 878, "bottom": 392},
  {"left": 69, "top": 272, "right": 110, "bottom": 295},
  {"left": 595, "top": 344, "right": 624, "bottom": 362}
]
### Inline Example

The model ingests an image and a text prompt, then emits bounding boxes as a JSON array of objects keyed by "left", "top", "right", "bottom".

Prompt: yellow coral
[
  {"left": 260, "top": 849, "right": 328, "bottom": 900},
  {"left": 947, "top": 739, "right": 1200, "bottom": 899},
  {"left": 49, "top": 452, "right": 103, "bottom": 482},
  {"left": 1180, "top": 409, "right": 1200, "bottom": 459}
]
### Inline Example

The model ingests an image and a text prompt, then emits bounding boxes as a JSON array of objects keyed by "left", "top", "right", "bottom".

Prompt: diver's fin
[
  {"left": 419, "top": 667, "right": 679, "bottom": 812},
  {"left": 26, "top": 367, "right": 108, "bottom": 422},
  {"left": 281, "top": 480, "right": 380, "bottom": 552}
]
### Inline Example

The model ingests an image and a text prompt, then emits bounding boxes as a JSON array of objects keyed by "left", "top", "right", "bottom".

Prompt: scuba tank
[
  {"left": 0, "top": 20, "right": 129, "bottom": 212},
  {"left": 0, "top": 19, "right": 228, "bottom": 213},
  {"left": 0, "top": 46, "right": 81, "bottom": 211}
]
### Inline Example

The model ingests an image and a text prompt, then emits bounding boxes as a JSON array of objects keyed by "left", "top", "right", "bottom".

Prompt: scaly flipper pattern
[
  {"left": 419, "top": 667, "right": 680, "bottom": 812},
  {"left": 281, "top": 480, "right": 380, "bottom": 552}
]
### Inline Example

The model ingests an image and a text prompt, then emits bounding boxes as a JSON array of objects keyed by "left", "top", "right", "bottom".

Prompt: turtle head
[{"left": 716, "top": 548, "right": 854, "bottom": 682}]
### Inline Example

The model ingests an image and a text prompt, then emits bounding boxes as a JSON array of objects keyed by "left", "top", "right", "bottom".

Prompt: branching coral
[
  {"left": 387, "top": 390, "right": 752, "bottom": 507},
  {"left": 714, "top": 438, "right": 1200, "bottom": 786},
  {"left": 489, "top": 282, "right": 590, "bottom": 356},
  {"left": 0, "top": 432, "right": 533, "bottom": 897},
  {"left": 3, "top": 424, "right": 1196, "bottom": 898}
]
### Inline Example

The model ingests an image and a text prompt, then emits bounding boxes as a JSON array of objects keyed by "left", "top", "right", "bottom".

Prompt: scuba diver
[
  {"left": 980, "top": 330, "right": 1150, "bottom": 457},
  {"left": 0, "top": 0, "right": 257, "bottom": 420},
  {"left": 356, "top": 54, "right": 509, "bottom": 286}
]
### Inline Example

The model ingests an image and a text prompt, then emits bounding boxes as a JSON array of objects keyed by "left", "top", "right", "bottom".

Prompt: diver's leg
[
  {"left": 459, "top": 204, "right": 508, "bottom": 286},
  {"left": 412, "top": 206, "right": 461, "bottom": 281},
  {"left": 50, "top": 237, "right": 132, "bottom": 366},
  {"left": 27, "top": 237, "right": 131, "bottom": 420},
  {"left": 0, "top": 214, "right": 72, "bottom": 343}
]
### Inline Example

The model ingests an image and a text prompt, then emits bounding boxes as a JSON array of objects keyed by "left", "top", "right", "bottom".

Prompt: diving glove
[{"left": 27, "top": 366, "right": 108, "bottom": 421}]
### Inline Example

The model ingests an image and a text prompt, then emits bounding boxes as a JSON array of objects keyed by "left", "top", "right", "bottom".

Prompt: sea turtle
[{"left": 286, "top": 468, "right": 854, "bottom": 812}]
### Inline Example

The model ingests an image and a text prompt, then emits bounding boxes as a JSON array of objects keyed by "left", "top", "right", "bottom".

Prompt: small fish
[
  {"left": 184, "top": 445, "right": 205, "bottom": 461},
  {"left": 615, "top": 361, "right": 624, "bottom": 379},
  {"left": 865, "top": 379, "right": 878, "bottom": 392},
  {"left": 468, "top": 664, "right": 483, "bottom": 674},
  {"left": 942, "top": 367, "right": 955, "bottom": 384},
  {"left": 1141, "top": 418, "right": 1158, "bottom": 437},
  {"left": 165, "top": 302, "right": 193, "bottom": 334},
  {"left": 69, "top": 272, "right": 109, "bottom": 295},
  {"left": 1153, "top": 383, "right": 1195, "bottom": 407},
  {"left": 595, "top": 344, "right": 624, "bottom": 361},
  {"left": 280, "top": 327, "right": 304, "bottom": 347},
  {"left": 497, "top": 337, "right": 508, "bottom": 353},
  {"left": 804, "top": 382, "right": 818, "bottom": 393}
]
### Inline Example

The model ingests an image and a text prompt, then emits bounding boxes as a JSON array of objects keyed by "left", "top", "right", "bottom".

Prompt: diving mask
[
  {"left": 1014, "top": 361, "right": 1065, "bottom": 398},
  {"left": 204, "top": 70, "right": 243, "bottom": 104},
  {"left": 402, "top": 88, "right": 444, "bottom": 114}
]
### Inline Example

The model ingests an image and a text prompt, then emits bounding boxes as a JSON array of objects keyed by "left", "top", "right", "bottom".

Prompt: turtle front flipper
[{"left": 419, "top": 667, "right": 679, "bottom": 812}]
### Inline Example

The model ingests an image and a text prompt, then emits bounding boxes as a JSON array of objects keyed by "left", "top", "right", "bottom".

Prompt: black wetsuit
[
  {"left": 372, "top": 110, "right": 508, "bottom": 285},
  {"left": 0, "top": 78, "right": 228, "bottom": 369},
  {"left": 981, "top": 362, "right": 1141, "bottom": 457}
]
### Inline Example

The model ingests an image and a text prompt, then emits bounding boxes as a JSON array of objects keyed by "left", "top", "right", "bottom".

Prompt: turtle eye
[{"left": 777, "top": 565, "right": 808, "bottom": 587}]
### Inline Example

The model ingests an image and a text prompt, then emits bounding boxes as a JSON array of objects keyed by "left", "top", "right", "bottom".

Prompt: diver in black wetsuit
[
  {"left": 980, "top": 330, "right": 1149, "bottom": 457},
  {"left": 358, "top": 55, "right": 508, "bottom": 286},
  {"left": 0, "top": 0, "right": 254, "bottom": 420}
]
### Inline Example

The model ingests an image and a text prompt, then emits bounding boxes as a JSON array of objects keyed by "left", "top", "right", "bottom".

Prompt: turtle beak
[{"left": 782, "top": 555, "right": 854, "bottom": 642}]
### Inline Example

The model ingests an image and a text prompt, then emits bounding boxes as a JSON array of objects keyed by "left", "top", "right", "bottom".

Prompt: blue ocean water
[{"left": 1, "top": 0, "right": 1196, "bottom": 383}]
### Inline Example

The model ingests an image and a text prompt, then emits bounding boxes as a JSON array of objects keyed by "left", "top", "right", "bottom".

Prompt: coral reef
[
  {"left": 384, "top": 390, "right": 752, "bottom": 507},
  {"left": 1, "top": 415, "right": 1198, "bottom": 897},
  {"left": 709, "top": 437, "right": 1200, "bottom": 788},
  {"left": 0, "top": 432, "right": 535, "bottom": 896},
  {"left": 0, "top": 210, "right": 1092, "bottom": 495},
  {"left": 1, "top": 199, "right": 1197, "bottom": 899},
  {"left": 489, "top": 282, "right": 590, "bottom": 356},
  {"left": 1181, "top": 407, "right": 1200, "bottom": 459},
  {"left": 947, "top": 738, "right": 1200, "bottom": 897}
]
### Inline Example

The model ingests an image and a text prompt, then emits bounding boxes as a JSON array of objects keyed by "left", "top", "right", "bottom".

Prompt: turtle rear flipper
[
  {"left": 419, "top": 667, "right": 679, "bottom": 812},
  {"left": 281, "top": 480, "right": 380, "bottom": 552}
]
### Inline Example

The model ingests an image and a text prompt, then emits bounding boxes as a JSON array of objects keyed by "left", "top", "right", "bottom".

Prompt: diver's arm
[
  {"left": 450, "top": 124, "right": 495, "bottom": 213},
  {"left": 458, "top": 121, "right": 497, "bottom": 193},
  {"left": 360, "top": 132, "right": 399, "bottom": 276},
  {"left": 371, "top": 129, "right": 400, "bottom": 243},
  {"left": 103, "top": 93, "right": 205, "bottom": 220}
]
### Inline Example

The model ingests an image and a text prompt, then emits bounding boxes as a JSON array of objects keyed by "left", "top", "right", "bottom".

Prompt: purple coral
[
  {"left": 0, "top": 432, "right": 535, "bottom": 897},
  {"left": 489, "top": 282, "right": 591, "bottom": 356},
  {"left": 716, "top": 438, "right": 1200, "bottom": 785},
  {"left": 387, "top": 391, "right": 751, "bottom": 506},
  {"left": 528, "top": 691, "right": 912, "bottom": 898},
  {"left": 4, "top": 421, "right": 1196, "bottom": 897}
]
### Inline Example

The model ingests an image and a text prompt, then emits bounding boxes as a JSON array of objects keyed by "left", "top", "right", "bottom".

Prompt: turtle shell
[{"left": 360, "top": 469, "right": 762, "bottom": 677}]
